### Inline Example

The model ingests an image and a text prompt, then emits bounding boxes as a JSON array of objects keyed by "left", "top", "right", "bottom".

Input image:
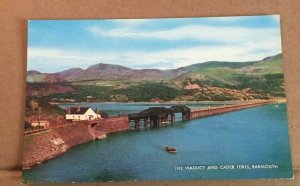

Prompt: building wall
[{"left": 65, "top": 108, "right": 101, "bottom": 121}]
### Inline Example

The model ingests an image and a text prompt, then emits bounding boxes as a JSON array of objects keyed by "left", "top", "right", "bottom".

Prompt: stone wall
[
  {"left": 22, "top": 130, "right": 69, "bottom": 169},
  {"left": 93, "top": 116, "right": 129, "bottom": 133},
  {"left": 54, "top": 123, "right": 95, "bottom": 146},
  {"left": 22, "top": 123, "right": 95, "bottom": 169},
  {"left": 22, "top": 116, "right": 129, "bottom": 169}
]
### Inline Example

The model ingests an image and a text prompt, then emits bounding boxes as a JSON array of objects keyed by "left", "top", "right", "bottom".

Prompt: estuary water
[
  {"left": 59, "top": 101, "right": 240, "bottom": 116},
  {"left": 22, "top": 102, "right": 293, "bottom": 183}
]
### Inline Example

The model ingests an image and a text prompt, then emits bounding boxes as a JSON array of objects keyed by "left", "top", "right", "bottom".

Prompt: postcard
[{"left": 22, "top": 15, "right": 293, "bottom": 183}]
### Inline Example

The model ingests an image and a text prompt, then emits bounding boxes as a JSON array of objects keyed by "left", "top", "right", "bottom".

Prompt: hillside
[
  {"left": 25, "top": 97, "right": 65, "bottom": 117},
  {"left": 27, "top": 54, "right": 285, "bottom": 102},
  {"left": 171, "top": 54, "right": 284, "bottom": 95}
]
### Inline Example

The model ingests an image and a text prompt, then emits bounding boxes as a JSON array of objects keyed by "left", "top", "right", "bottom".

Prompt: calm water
[{"left": 23, "top": 103, "right": 293, "bottom": 183}]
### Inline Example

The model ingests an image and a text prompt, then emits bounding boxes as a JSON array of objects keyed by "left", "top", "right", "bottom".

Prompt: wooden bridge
[{"left": 128, "top": 100, "right": 274, "bottom": 129}]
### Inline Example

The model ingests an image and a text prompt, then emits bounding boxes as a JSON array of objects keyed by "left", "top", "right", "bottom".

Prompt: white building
[
  {"left": 65, "top": 106, "right": 101, "bottom": 121},
  {"left": 31, "top": 120, "right": 50, "bottom": 128}
]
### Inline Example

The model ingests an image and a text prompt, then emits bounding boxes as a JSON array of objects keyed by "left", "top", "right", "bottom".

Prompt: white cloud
[
  {"left": 87, "top": 24, "right": 280, "bottom": 46},
  {"left": 28, "top": 35, "right": 281, "bottom": 73},
  {"left": 28, "top": 48, "right": 97, "bottom": 61}
]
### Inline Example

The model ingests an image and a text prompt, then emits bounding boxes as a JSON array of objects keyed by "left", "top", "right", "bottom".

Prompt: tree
[{"left": 30, "top": 100, "right": 39, "bottom": 111}]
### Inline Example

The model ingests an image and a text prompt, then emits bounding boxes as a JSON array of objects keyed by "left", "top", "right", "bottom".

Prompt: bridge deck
[{"left": 190, "top": 100, "right": 274, "bottom": 119}]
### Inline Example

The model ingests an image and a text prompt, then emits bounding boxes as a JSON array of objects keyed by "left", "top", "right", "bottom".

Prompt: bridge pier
[
  {"left": 182, "top": 112, "right": 190, "bottom": 121},
  {"left": 162, "top": 117, "right": 168, "bottom": 125},
  {"left": 150, "top": 117, "right": 158, "bottom": 127},
  {"left": 134, "top": 119, "right": 140, "bottom": 129},
  {"left": 170, "top": 114, "right": 175, "bottom": 123},
  {"left": 150, "top": 118, "right": 154, "bottom": 127},
  {"left": 155, "top": 118, "right": 160, "bottom": 127},
  {"left": 144, "top": 118, "right": 149, "bottom": 128}
]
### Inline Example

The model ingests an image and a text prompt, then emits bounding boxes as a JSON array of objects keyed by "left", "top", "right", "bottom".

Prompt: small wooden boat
[{"left": 166, "top": 146, "right": 177, "bottom": 153}]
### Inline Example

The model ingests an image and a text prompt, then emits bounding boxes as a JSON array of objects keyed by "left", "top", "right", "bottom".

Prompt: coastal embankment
[
  {"left": 93, "top": 116, "right": 129, "bottom": 133},
  {"left": 22, "top": 101, "right": 275, "bottom": 169},
  {"left": 22, "top": 116, "right": 129, "bottom": 169}
]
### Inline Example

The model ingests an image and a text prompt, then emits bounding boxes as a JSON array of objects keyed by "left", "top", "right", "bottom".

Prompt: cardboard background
[{"left": 0, "top": 0, "right": 299, "bottom": 185}]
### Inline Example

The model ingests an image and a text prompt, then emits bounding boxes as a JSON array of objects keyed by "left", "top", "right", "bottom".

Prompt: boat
[{"left": 166, "top": 146, "right": 177, "bottom": 153}]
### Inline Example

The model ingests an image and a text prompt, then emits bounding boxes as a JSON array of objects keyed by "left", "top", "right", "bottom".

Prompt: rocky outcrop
[
  {"left": 95, "top": 131, "right": 107, "bottom": 140},
  {"left": 87, "top": 125, "right": 107, "bottom": 140},
  {"left": 183, "top": 80, "right": 201, "bottom": 90}
]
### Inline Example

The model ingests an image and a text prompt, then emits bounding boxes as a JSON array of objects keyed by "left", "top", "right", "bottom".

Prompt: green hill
[
  {"left": 27, "top": 54, "right": 285, "bottom": 102},
  {"left": 171, "top": 54, "right": 284, "bottom": 96}
]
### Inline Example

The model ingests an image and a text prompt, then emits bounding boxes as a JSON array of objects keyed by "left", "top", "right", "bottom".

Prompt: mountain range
[
  {"left": 27, "top": 63, "right": 188, "bottom": 83},
  {"left": 27, "top": 54, "right": 282, "bottom": 83},
  {"left": 27, "top": 54, "right": 285, "bottom": 102}
]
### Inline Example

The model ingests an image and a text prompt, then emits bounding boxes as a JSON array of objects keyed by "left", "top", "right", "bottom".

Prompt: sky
[{"left": 28, "top": 15, "right": 282, "bottom": 73}]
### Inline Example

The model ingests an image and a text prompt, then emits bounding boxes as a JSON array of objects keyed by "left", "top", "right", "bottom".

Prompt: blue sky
[{"left": 28, "top": 15, "right": 282, "bottom": 73}]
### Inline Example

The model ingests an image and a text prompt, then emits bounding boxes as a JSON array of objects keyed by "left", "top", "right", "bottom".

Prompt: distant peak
[
  {"left": 86, "top": 63, "right": 132, "bottom": 70},
  {"left": 27, "top": 70, "right": 42, "bottom": 75},
  {"left": 262, "top": 53, "right": 282, "bottom": 62},
  {"left": 61, "top": 68, "right": 84, "bottom": 73}
]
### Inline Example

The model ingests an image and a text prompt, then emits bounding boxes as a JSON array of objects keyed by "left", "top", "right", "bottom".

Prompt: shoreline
[
  {"left": 50, "top": 98, "right": 286, "bottom": 105},
  {"left": 23, "top": 100, "right": 280, "bottom": 169}
]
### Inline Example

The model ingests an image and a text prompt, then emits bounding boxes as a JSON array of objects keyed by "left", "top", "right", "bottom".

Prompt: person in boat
[{"left": 166, "top": 146, "right": 176, "bottom": 151}]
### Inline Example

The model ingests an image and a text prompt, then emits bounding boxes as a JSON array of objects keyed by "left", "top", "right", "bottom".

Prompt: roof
[
  {"left": 139, "top": 107, "right": 173, "bottom": 116},
  {"left": 128, "top": 105, "right": 191, "bottom": 119},
  {"left": 169, "top": 105, "right": 191, "bottom": 112},
  {"left": 66, "top": 107, "right": 92, "bottom": 115}
]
